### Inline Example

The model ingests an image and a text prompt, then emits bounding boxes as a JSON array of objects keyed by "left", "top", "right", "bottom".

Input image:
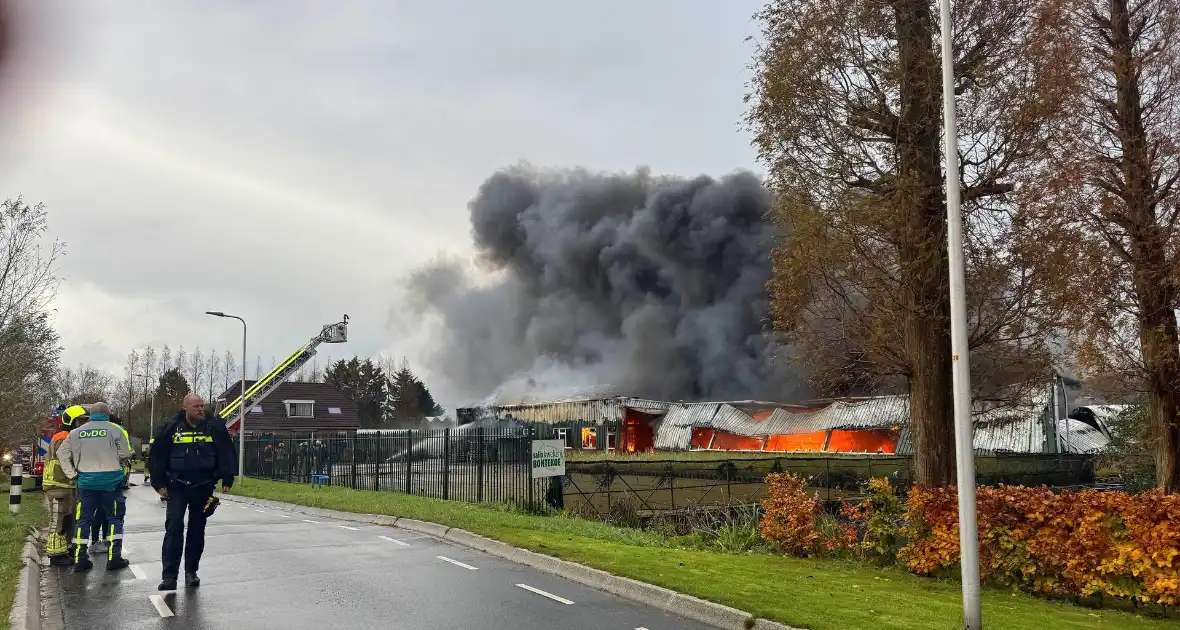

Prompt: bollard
[{"left": 9, "top": 463, "right": 21, "bottom": 514}]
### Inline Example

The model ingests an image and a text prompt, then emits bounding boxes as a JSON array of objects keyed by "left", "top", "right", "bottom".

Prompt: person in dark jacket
[{"left": 148, "top": 394, "right": 236, "bottom": 591}]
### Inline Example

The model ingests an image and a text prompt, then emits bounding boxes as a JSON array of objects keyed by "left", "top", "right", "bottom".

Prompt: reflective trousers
[
  {"left": 74, "top": 488, "right": 125, "bottom": 562},
  {"left": 44, "top": 486, "right": 76, "bottom": 557},
  {"left": 161, "top": 482, "right": 215, "bottom": 578}
]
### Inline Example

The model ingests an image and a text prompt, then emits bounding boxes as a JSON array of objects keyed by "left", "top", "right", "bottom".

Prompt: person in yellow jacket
[{"left": 43, "top": 405, "right": 87, "bottom": 565}]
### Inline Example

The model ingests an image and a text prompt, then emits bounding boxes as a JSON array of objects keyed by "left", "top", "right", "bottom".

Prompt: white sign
[{"left": 531, "top": 440, "right": 566, "bottom": 479}]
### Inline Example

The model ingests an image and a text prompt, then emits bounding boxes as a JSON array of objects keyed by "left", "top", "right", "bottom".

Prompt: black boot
[
  {"left": 158, "top": 576, "right": 177, "bottom": 591},
  {"left": 106, "top": 541, "right": 129, "bottom": 570},
  {"left": 73, "top": 547, "right": 93, "bottom": 572},
  {"left": 185, "top": 572, "right": 200, "bottom": 587}
]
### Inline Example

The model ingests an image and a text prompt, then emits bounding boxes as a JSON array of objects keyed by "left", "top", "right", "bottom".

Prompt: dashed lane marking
[
  {"left": 515, "top": 584, "right": 574, "bottom": 605},
  {"left": 277, "top": 514, "right": 292, "bottom": 519},
  {"left": 337, "top": 525, "right": 360, "bottom": 531},
  {"left": 378, "top": 535, "right": 409, "bottom": 546},
  {"left": 302, "top": 519, "right": 321, "bottom": 524},
  {"left": 149, "top": 595, "right": 174, "bottom": 617},
  {"left": 437, "top": 556, "right": 478, "bottom": 570},
  {"left": 129, "top": 564, "right": 147, "bottom": 580}
]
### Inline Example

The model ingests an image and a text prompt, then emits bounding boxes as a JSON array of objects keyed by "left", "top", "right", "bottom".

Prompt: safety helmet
[{"left": 61, "top": 405, "right": 88, "bottom": 429}]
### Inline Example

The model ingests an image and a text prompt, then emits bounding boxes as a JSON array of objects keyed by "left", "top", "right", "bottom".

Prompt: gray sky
[{"left": 0, "top": 1, "right": 765, "bottom": 398}]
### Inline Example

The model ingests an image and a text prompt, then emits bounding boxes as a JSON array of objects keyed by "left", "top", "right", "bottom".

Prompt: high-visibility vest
[{"left": 42, "top": 431, "right": 74, "bottom": 489}]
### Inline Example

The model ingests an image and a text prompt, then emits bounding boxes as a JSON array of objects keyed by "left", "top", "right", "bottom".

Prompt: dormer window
[{"left": 284, "top": 400, "right": 314, "bottom": 418}]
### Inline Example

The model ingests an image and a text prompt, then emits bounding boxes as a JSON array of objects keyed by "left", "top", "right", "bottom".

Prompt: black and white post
[{"left": 9, "top": 463, "right": 21, "bottom": 514}]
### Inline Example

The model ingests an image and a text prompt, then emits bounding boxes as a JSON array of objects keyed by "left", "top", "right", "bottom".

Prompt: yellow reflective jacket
[{"left": 42, "top": 431, "right": 74, "bottom": 489}]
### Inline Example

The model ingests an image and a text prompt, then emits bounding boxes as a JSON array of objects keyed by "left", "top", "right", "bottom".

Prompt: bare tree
[
  {"left": 158, "top": 346, "right": 172, "bottom": 381},
  {"left": 223, "top": 350, "right": 237, "bottom": 393},
  {"left": 1053, "top": 0, "right": 1180, "bottom": 491},
  {"left": 0, "top": 197, "right": 63, "bottom": 446},
  {"left": 174, "top": 346, "right": 187, "bottom": 379},
  {"left": 747, "top": 0, "right": 1083, "bottom": 484},
  {"left": 207, "top": 350, "right": 220, "bottom": 402},
  {"left": 189, "top": 347, "right": 205, "bottom": 401}
]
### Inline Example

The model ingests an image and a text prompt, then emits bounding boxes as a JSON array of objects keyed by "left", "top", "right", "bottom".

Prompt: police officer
[{"left": 149, "top": 394, "right": 236, "bottom": 591}]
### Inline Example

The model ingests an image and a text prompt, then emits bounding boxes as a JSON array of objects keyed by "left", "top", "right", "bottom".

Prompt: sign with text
[{"left": 530, "top": 440, "right": 566, "bottom": 479}]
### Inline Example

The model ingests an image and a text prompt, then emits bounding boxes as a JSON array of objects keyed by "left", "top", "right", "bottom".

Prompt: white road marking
[
  {"left": 515, "top": 584, "right": 574, "bottom": 605},
  {"left": 149, "top": 595, "right": 174, "bottom": 617},
  {"left": 129, "top": 564, "right": 147, "bottom": 580},
  {"left": 437, "top": 556, "right": 478, "bottom": 570},
  {"left": 337, "top": 525, "right": 360, "bottom": 531},
  {"left": 277, "top": 514, "right": 292, "bottom": 519},
  {"left": 254, "top": 509, "right": 266, "bottom": 513},
  {"left": 637, "top": 627, "right": 650, "bottom": 630},
  {"left": 302, "top": 519, "right": 321, "bottom": 524},
  {"left": 378, "top": 535, "right": 409, "bottom": 546}
]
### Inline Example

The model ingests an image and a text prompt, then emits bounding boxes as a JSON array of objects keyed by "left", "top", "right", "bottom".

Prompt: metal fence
[
  {"left": 241, "top": 432, "right": 1099, "bottom": 518},
  {"left": 241, "top": 428, "right": 555, "bottom": 509},
  {"left": 560, "top": 453, "right": 1099, "bottom": 517}
]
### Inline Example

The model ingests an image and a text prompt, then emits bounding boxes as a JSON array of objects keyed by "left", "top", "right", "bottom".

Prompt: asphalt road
[{"left": 55, "top": 474, "right": 716, "bottom": 629}]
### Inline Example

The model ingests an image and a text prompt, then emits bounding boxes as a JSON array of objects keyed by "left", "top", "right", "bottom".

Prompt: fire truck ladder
[{"left": 219, "top": 314, "right": 350, "bottom": 431}]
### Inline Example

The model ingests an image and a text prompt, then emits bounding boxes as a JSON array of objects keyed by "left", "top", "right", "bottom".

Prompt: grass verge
[
  {"left": 0, "top": 492, "right": 46, "bottom": 630},
  {"left": 234, "top": 478, "right": 1171, "bottom": 630}
]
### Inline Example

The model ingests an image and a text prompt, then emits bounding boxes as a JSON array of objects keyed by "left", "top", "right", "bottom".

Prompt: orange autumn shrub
[
  {"left": 760, "top": 472, "right": 824, "bottom": 555},
  {"left": 899, "top": 485, "right": 1180, "bottom": 606}
]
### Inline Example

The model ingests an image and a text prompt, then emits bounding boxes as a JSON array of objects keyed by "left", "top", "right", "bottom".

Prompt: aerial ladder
[{"left": 218, "top": 315, "right": 350, "bottom": 432}]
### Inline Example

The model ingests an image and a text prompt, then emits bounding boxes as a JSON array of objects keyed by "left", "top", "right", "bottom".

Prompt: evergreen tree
[{"left": 324, "top": 356, "right": 387, "bottom": 428}]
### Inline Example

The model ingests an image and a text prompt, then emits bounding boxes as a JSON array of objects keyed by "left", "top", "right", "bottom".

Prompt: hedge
[{"left": 760, "top": 473, "right": 1180, "bottom": 607}]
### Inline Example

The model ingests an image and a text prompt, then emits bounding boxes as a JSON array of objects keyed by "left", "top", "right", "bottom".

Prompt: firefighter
[
  {"left": 56, "top": 402, "right": 131, "bottom": 572},
  {"left": 42, "top": 405, "right": 86, "bottom": 565},
  {"left": 149, "top": 394, "right": 236, "bottom": 591}
]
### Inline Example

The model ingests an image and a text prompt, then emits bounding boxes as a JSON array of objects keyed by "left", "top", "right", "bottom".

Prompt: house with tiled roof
[{"left": 216, "top": 380, "right": 361, "bottom": 436}]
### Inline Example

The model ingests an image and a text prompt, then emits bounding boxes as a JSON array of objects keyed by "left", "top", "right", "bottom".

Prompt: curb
[
  {"left": 217, "top": 493, "right": 802, "bottom": 630},
  {"left": 9, "top": 535, "right": 42, "bottom": 630}
]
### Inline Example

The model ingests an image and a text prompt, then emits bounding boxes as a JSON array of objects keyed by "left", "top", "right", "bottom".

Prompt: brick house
[{"left": 216, "top": 380, "right": 361, "bottom": 436}]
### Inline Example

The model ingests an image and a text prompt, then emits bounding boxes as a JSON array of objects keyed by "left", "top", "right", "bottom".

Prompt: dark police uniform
[{"left": 148, "top": 411, "right": 236, "bottom": 589}]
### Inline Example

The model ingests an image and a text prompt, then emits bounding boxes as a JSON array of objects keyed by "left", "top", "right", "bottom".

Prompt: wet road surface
[{"left": 56, "top": 474, "right": 716, "bottom": 629}]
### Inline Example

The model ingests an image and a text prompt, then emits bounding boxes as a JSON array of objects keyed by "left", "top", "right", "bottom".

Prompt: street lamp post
[
  {"left": 206, "top": 311, "right": 247, "bottom": 486},
  {"left": 133, "top": 373, "right": 155, "bottom": 441},
  {"left": 938, "top": 0, "right": 982, "bottom": 627}
]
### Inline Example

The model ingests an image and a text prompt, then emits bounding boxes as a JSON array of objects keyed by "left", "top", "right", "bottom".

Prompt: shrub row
[{"left": 760, "top": 473, "right": 1180, "bottom": 606}]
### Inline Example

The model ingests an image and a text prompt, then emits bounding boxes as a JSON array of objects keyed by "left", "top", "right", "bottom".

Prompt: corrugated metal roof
[
  {"left": 662, "top": 404, "right": 721, "bottom": 428},
  {"left": 974, "top": 417, "right": 1045, "bottom": 454},
  {"left": 1058, "top": 418, "right": 1110, "bottom": 453},
  {"left": 654, "top": 425, "right": 693, "bottom": 450},
  {"left": 473, "top": 397, "right": 671, "bottom": 424}
]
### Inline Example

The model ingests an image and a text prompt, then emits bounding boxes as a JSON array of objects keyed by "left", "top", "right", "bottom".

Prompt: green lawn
[
  {"left": 234, "top": 478, "right": 1172, "bottom": 630},
  {"left": 0, "top": 492, "right": 46, "bottom": 630}
]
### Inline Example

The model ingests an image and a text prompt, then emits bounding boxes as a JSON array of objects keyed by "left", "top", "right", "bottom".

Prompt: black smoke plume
[{"left": 402, "top": 165, "right": 809, "bottom": 407}]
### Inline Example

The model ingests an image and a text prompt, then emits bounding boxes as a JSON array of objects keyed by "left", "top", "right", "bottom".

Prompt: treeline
[
  {"left": 55, "top": 351, "right": 445, "bottom": 439},
  {"left": 323, "top": 356, "right": 444, "bottom": 429},
  {"left": 747, "top": 0, "right": 1180, "bottom": 490}
]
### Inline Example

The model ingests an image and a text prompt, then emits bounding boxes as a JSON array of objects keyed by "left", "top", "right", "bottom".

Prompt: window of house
[
  {"left": 327, "top": 407, "right": 342, "bottom": 415},
  {"left": 284, "top": 400, "right": 314, "bottom": 418},
  {"left": 250, "top": 406, "right": 263, "bottom": 414},
  {"left": 607, "top": 427, "right": 617, "bottom": 452},
  {"left": 555, "top": 427, "right": 570, "bottom": 449},
  {"left": 580, "top": 427, "right": 598, "bottom": 449}
]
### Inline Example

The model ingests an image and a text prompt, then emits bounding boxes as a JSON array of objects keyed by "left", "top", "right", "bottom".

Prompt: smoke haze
[{"left": 400, "top": 165, "right": 809, "bottom": 408}]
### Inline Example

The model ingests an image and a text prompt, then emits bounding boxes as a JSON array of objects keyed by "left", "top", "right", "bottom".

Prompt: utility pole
[
  {"left": 207, "top": 311, "right": 247, "bottom": 486},
  {"left": 938, "top": 0, "right": 982, "bottom": 626}
]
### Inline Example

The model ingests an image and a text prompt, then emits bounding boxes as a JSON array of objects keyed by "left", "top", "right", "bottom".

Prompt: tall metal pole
[
  {"left": 239, "top": 318, "right": 246, "bottom": 486},
  {"left": 206, "top": 311, "right": 247, "bottom": 487},
  {"left": 938, "top": 0, "right": 982, "bottom": 627},
  {"left": 134, "top": 373, "right": 155, "bottom": 440}
]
